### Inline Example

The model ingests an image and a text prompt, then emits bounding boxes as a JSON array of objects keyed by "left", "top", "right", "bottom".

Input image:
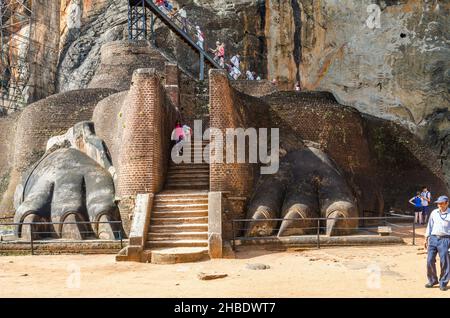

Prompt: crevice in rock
[
  {"left": 291, "top": 0, "right": 302, "bottom": 83},
  {"left": 256, "top": 0, "right": 267, "bottom": 78}
]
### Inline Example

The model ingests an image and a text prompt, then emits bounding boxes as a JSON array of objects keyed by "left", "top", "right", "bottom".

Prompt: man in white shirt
[
  {"left": 425, "top": 195, "right": 450, "bottom": 291},
  {"left": 177, "top": 5, "right": 188, "bottom": 33},
  {"left": 421, "top": 186, "right": 432, "bottom": 224},
  {"left": 195, "top": 26, "right": 204, "bottom": 49},
  {"left": 230, "top": 54, "right": 240, "bottom": 69}
]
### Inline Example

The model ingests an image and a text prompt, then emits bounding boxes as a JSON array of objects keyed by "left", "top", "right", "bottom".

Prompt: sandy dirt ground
[{"left": 0, "top": 225, "right": 448, "bottom": 298}]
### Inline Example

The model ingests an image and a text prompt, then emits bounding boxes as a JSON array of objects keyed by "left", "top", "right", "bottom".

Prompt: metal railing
[
  {"left": 130, "top": 0, "right": 232, "bottom": 80},
  {"left": 0, "top": 220, "right": 124, "bottom": 255},
  {"left": 231, "top": 215, "right": 416, "bottom": 251}
]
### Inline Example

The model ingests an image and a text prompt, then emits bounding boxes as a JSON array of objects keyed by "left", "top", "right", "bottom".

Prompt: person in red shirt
[{"left": 155, "top": 0, "right": 164, "bottom": 10}]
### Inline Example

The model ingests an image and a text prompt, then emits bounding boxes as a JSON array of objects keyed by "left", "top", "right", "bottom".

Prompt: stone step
[
  {"left": 152, "top": 210, "right": 208, "bottom": 218},
  {"left": 165, "top": 180, "right": 209, "bottom": 185},
  {"left": 151, "top": 216, "right": 208, "bottom": 225},
  {"left": 169, "top": 164, "right": 210, "bottom": 168},
  {"left": 165, "top": 184, "right": 209, "bottom": 190},
  {"left": 166, "top": 173, "right": 210, "bottom": 179},
  {"left": 168, "top": 170, "right": 209, "bottom": 175},
  {"left": 170, "top": 161, "right": 210, "bottom": 165},
  {"left": 147, "top": 232, "right": 208, "bottom": 240},
  {"left": 167, "top": 170, "right": 210, "bottom": 175},
  {"left": 149, "top": 223, "right": 208, "bottom": 233},
  {"left": 156, "top": 190, "right": 209, "bottom": 197},
  {"left": 147, "top": 247, "right": 209, "bottom": 264},
  {"left": 171, "top": 153, "right": 209, "bottom": 157},
  {"left": 146, "top": 239, "right": 208, "bottom": 248},
  {"left": 154, "top": 196, "right": 208, "bottom": 204},
  {"left": 165, "top": 179, "right": 209, "bottom": 184},
  {"left": 165, "top": 178, "right": 209, "bottom": 184},
  {"left": 166, "top": 173, "right": 209, "bottom": 178},
  {"left": 156, "top": 190, "right": 208, "bottom": 197}
]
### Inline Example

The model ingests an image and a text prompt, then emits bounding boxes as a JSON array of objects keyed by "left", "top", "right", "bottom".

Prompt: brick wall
[
  {"left": 117, "top": 68, "right": 179, "bottom": 197},
  {"left": 231, "top": 80, "right": 278, "bottom": 97},
  {"left": 92, "top": 91, "right": 128, "bottom": 167}
]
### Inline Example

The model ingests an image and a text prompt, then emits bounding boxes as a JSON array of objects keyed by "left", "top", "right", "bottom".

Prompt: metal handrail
[
  {"left": 142, "top": 1, "right": 222, "bottom": 67},
  {"left": 231, "top": 215, "right": 416, "bottom": 251},
  {"left": 232, "top": 216, "right": 414, "bottom": 222},
  {"left": 0, "top": 220, "right": 124, "bottom": 255},
  {"left": 130, "top": 0, "right": 232, "bottom": 80}
]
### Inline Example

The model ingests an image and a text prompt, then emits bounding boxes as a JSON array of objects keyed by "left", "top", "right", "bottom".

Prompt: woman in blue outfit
[{"left": 409, "top": 191, "right": 423, "bottom": 225}]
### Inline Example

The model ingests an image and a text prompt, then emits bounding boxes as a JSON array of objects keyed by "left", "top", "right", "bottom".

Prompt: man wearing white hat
[{"left": 425, "top": 195, "right": 450, "bottom": 291}]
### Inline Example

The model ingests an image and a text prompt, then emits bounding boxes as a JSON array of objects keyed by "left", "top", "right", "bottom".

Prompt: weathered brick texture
[
  {"left": 117, "top": 68, "right": 179, "bottom": 197},
  {"left": 231, "top": 80, "right": 278, "bottom": 97}
]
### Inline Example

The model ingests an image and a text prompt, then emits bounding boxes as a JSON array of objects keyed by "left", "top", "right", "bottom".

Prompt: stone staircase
[{"left": 145, "top": 139, "right": 210, "bottom": 263}]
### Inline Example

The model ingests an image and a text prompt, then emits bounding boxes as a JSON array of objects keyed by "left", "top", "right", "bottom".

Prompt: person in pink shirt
[{"left": 174, "top": 121, "right": 184, "bottom": 141}]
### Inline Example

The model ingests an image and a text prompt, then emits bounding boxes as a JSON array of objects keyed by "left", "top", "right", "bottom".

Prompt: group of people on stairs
[{"left": 153, "top": 0, "right": 262, "bottom": 81}]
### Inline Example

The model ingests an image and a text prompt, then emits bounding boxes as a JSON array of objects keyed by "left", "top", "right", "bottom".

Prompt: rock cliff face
[{"left": 1, "top": 0, "right": 448, "bottom": 186}]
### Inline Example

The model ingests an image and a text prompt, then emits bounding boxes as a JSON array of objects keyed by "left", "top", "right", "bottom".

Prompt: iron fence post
[
  {"left": 119, "top": 228, "right": 123, "bottom": 249},
  {"left": 30, "top": 224, "right": 34, "bottom": 256},
  {"left": 317, "top": 219, "right": 320, "bottom": 249},
  {"left": 199, "top": 52, "right": 205, "bottom": 81},
  {"left": 231, "top": 220, "right": 236, "bottom": 251}
]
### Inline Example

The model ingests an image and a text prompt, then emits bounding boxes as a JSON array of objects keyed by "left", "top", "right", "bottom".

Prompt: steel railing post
[
  {"left": 30, "top": 224, "right": 34, "bottom": 256},
  {"left": 119, "top": 227, "right": 123, "bottom": 249},
  {"left": 199, "top": 52, "right": 205, "bottom": 81},
  {"left": 317, "top": 219, "right": 320, "bottom": 249},
  {"left": 231, "top": 220, "right": 236, "bottom": 251}
]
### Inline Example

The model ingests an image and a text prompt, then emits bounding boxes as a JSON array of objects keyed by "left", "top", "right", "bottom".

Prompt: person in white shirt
[
  {"left": 230, "top": 54, "right": 240, "bottom": 69},
  {"left": 229, "top": 54, "right": 241, "bottom": 79},
  {"left": 177, "top": 5, "right": 188, "bottom": 33},
  {"left": 182, "top": 124, "right": 192, "bottom": 143},
  {"left": 424, "top": 195, "right": 450, "bottom": 291},
  {"left": 421, "top": 186, "right": 432, "bottom": 223},
  {"left": 195, "top": 26, "right": 204, "bottom": 49}
]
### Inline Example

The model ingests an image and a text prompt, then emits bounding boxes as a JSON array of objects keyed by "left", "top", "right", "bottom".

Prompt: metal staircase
[{"left": 128, "top": 0, "right": 224, "bottom": 80}]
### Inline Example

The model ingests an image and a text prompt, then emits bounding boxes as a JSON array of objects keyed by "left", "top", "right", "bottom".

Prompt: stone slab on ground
[
  {"left": 197, "top": 272, "right": 228, "bottom": 280},
  {"left": 246, "top": 263, "right": 270, "bottom": 270},
  {"left": 150, "top": 247, "right": 209, "bottom": 265}
]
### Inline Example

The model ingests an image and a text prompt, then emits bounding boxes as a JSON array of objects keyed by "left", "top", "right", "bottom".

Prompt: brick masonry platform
[
  {"left": 235, "top": 235, "right": 405, "bottom": 247},
  {"left": 0, "top": 239, "right": 126, "bottom": 255}
]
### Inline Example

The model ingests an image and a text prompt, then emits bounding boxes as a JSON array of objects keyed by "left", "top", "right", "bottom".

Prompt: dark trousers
[{"left": 427, "top": 235, "right": 450, "bottom": 287}]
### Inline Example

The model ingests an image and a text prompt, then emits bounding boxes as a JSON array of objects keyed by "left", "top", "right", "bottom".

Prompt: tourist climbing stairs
[
  {"left": 145, "top": 140, "right": 210, "bottom": 262},
  {"left": 129, "top": 0, "right": 225, "bottom": 79}
]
